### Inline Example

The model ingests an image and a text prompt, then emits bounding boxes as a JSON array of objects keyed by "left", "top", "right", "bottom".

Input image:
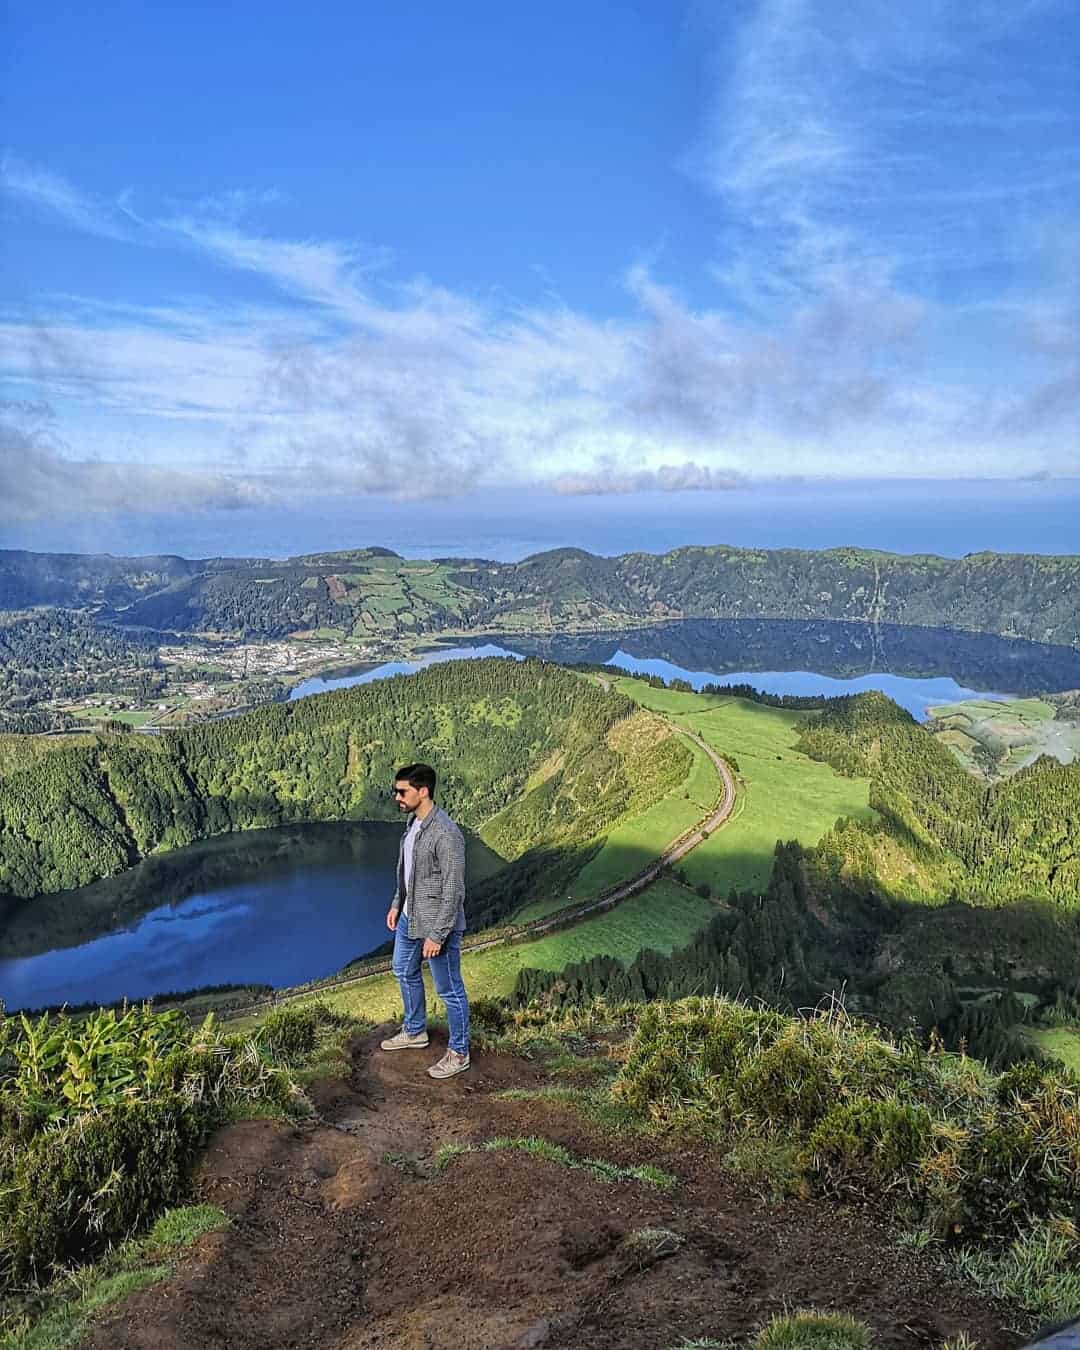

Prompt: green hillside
[
  {"left": 506, "top": 676, "right": 1080, "bottom": 1071},
  {"left": 4, "top": 541, "right": 1080, "bottom": 645},
  {"left": 0, "top": 660, "right": 695, "bottom": 929}
]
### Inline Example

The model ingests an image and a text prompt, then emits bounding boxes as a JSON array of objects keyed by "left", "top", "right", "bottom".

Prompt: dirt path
[{"left": 82, "top": 1030, "right": 1025, "bottom": 1350}]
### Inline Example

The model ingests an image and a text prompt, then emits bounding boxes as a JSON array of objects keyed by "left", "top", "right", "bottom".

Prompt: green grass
[
  {"left": 930, "top": 697, "right": 1056, "bottom": 726},
  {"left": 515, "top": 733, "right": 719, "bottom": 922},
  {"left": 950, "top": 1218, "right": 1080, "bottom": 1324},
  {"left": 671, "top": 1311, "right": 873, "bottom": 1350},
  {"left": 288, "top": 876, "right": 717, "bottom": 1022},
  {"left": 466, "top": 1134, "right": 676, "bottom": 1188},
  {"left": 1, "top": 1205, "right": 229, "bottom": 1350},
  {"left": 928, "top": 696, "right": 1077, "bottom": 778},
  {"left": 1026, "top": 1025, "right": 1080, "bottom": 1073},
  {"left": 64, "top": 706, "right": 158, "bottom": 726},
  {"left": 753, "top": 1310, "right": 873, "bottom": 1350},
  {"left": 610, "top": 680, "right": 876, "bottom": 896}
]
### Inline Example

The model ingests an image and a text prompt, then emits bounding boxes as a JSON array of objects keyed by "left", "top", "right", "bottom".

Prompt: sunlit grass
[
  {"left": 292, "top": 877, "right": 718, "bottom": 1022},
  {"left": 611, "top": 680, "right": 875, "bottom": 896}
]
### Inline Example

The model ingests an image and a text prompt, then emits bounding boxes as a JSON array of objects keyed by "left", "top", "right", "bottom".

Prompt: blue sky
[{"left": 2, "top": 0, "right": 1079, "bottom": 529}]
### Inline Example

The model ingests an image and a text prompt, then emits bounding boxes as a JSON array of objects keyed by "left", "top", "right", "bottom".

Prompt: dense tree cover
[
  {"left": 0, "top": 610, "right": 157, "bottom": 671},
  {"left": 0, "top": 659, "right": 683, "bottom": 910},
  {"left": 515, "top": 843, "right": 1080, "bottom": 1068},
  {"left": 5, "top": 543, "right": 1080, "bottom": 645},
  {"left": 797, "top": 693, "right": 1080, "bottom": 906},
  {"left": 0, "top": 610, "right": 162, "bottom": 727}
]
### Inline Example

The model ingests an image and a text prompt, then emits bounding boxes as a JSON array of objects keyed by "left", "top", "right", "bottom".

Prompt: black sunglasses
[{"left": 392, "top": 786, "right": 413, "bottom": 796}]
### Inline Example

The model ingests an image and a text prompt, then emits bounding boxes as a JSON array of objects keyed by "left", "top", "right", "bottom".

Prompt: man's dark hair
[{"left": 394, "top": 762, "right": 437, "bottom": 799}]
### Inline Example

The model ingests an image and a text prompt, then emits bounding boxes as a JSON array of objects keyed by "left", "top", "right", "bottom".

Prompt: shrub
[
  {"left": 0, "top": 1000, "right": 328, "bottom": 1291},
  {"left": 804, "top": 1096, "right": 934, "bottom": 1194},
  {"left": 732, "top": 1036, "right": 836, "bottom": 1131},
  {"left": 259, "top": 1006, "right": 320, "bottom": 1060},
  {"left": 1, "top": 1096, "right": 203, "bottom": 1282},
  {"left": 613, "top": 998, "right": 785, "bottom": 1119},
  {"left": 949, "top": 1119, "right": 1073, "bottom": 1242},
  {"left": 469, "top": 996, "right": 509, "bottom": 1031}
]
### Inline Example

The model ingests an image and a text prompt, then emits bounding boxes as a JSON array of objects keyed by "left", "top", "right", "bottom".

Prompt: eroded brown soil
[{"left": 82, "top": 1028, "right": 1027, "bottom": 1350}]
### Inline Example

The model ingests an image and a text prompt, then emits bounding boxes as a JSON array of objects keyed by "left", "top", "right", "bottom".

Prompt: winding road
[{"left": 226, "top": 711, "right": 736, "bottom": 1017}]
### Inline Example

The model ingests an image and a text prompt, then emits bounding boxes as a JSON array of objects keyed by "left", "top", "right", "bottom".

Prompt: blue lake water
[
  {"left": 0, "top": 824, "right": 402, "bottom": 1013},
  {"left": 602, "top": 653, "right": 1010, "bottom": 720},
  {"left": 288, "top": 644, "right": 522, "bottom": 699},
  {"left": 288, "top": 639, "right": 1009, "bottom": 721}
]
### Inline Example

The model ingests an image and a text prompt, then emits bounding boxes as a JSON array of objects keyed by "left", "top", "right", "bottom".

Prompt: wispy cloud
[
  {"left": 551, "top": 459, "right": 744, "bottom": 495},
  {"left": 1, "top": 154, "right": 132, "bottom": 242},
  {"left": 693, "top": 0, "right": 1080, "bottom": 309},
  {"left": 3, "top": 59, "right": 1079, "bottom": 529}
]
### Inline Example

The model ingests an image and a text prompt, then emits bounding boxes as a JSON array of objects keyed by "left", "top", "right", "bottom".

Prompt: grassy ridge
[
  {"left": 514, "top": 730, "right": 718, "bottom": 922},
  {"left": 608, "top": 679, "right": 876, "bottom": 896}
]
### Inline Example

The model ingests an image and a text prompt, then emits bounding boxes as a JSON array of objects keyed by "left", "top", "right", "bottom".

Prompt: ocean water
[{"left": 5, "top": 478, "right": 1078, "bottom": 560}]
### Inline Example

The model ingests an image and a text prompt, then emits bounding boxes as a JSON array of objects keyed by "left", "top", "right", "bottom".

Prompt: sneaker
[
  {"left": 380, "top": 1027, "right": 430, "bottom": 1051},
  {"left": 426, "top": 1049, "right": 470, "bottom": 1080}
]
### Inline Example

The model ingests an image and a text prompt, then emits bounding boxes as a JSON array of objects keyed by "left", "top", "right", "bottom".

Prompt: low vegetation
[
  {"left": 0, "top": 999, "right": 361, "bottom": 1336},
  {"left": 611, "top": 997, "right": 1080, "bottom": 1321}
]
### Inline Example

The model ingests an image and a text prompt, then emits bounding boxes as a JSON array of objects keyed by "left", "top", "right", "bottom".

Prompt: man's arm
[
  {"left": 428, "top": 825, "right": 466, "bottom": 946},
  {"left": 387, "top": 839, "right": 404, "bottom": 930}
]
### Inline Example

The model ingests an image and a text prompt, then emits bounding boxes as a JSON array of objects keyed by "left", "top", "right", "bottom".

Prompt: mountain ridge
[{"left": 3, "top": 542, "right": 1079, "bottom": 647}]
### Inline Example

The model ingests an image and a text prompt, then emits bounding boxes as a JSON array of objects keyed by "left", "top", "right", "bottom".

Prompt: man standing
[{"left": 381, "top": 762, "right": 471, "bottom": 1079}]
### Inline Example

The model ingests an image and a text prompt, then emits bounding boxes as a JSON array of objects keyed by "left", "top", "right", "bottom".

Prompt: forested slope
[
  {"left": 799, "top": 692, "right": 1080, "bottom": 906},
  {"left": 514, "top": 681, "right": 1080, "bottom": 1068},
  {"left": 0, "top": 659, "right": 689, "bottom": 908},
  {"left": 3, "top": 543, "right": 1079, "bottom": 645}
]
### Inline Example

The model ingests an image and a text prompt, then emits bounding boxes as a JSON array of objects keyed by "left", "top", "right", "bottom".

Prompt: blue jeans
[{"left": 391, "top": 924, "right": 470, "bottom": 1056}]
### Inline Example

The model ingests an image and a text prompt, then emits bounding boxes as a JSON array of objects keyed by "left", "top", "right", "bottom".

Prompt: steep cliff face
[{"left": 3, "top": 543, "right": 1079, "bottom": 645}]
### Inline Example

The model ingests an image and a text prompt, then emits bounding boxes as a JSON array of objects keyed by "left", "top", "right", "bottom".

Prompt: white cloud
[
  {"left": 0, "top": 403, "right": 275, "bottom": 521},
  {"left": 0, "top": 155, "right": 132, "bottom": 242},
  {"left": 2, "top": 120, "right": 1078, "bottom": 526}
]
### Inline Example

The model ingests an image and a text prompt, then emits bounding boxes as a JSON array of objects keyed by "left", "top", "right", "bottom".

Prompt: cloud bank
[{"left": 2, "top": 1, "right": 1078, "bottom": 521}]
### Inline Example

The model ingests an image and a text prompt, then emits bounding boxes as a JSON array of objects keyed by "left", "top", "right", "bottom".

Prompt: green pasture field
[
  {"left": 65, "top": 706, "right": 158, "bottom": 727},
  {"left": 929, "top": 697, "right": 1055, "bottom": 728},
  {"left": 515, "top": 735, "right": 718, "bottom": 922},
  {"left": 929, "top": 696, "right": 1079, "bottom": 777},
  {"left": 609, "top": 678, "right": 876, "bottom": 897},
  {"left": 1026, "top": 1025, "right": 1080, "bottom": 1074},
  {"left": 268, "top": 876, "right": 717, "bottom": 1024}
]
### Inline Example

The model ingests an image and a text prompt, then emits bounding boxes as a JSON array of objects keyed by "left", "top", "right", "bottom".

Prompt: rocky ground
[{"left": 81, "top": 1027, "right": 1024, "bottom": 1350}]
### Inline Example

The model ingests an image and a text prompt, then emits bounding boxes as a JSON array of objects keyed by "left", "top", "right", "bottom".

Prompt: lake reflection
[{"left": 0, "top": 823, "right": 403, "bottom": 1012}]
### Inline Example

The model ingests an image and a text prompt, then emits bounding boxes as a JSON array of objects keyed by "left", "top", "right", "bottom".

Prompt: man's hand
[
  {"left": 386, "top": 906, "right": 399, "bottom": 931},
  {"left": 422, "top": 938, "right": 442, "bottom": 959}
]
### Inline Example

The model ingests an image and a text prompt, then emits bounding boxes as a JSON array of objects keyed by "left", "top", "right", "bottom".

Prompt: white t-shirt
[{"left": 401, "top": 815, "right": 421, "bottom": 918}]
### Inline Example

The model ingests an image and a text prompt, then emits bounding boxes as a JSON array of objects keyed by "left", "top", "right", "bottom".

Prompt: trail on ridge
[{"left": 81, "top": 1028, "right": 1022, "bottom": 1350}]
